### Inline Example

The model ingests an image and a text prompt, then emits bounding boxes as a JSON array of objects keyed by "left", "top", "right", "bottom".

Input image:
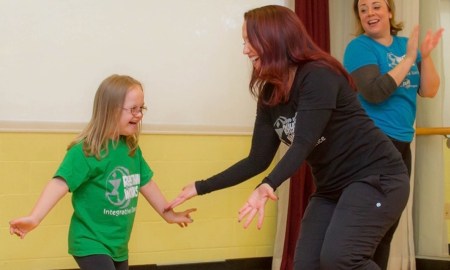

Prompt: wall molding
[
  {"left": 64, "top": 257, "right": 450, "bottom": 270},
  {"left": 0, "top": 121, "right": 253, "bottom": 135},
  {"left": 416, "top": 256, "right": 450, "bottom": 270}
]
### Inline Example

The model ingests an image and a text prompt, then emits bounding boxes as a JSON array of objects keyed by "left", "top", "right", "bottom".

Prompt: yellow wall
[{"left": 0, "top": 132, "right": 277, "bottom": 269}]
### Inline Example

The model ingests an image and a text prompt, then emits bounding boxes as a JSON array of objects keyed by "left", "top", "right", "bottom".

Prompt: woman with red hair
[{"left": 168, "top": 5, "right": 409, "bottom": 269}]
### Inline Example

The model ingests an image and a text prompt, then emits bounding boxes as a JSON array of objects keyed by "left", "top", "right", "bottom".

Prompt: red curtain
[
  {"left": 295, "top": 0, "right": 330, "bottom": 52},
  {"left": 279, "top": 1, "right": 329, "bottom": 269}
]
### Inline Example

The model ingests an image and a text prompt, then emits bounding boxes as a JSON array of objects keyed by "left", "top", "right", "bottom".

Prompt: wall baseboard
[
  {"left": 131, "top": 257, "right": 272, "bottom": 270},
  {"left": 67, "top": 256, "right": 450, "bottom": 269},
  {"left": 416, "top": 258, "right": 450, "bottom": 270},
  {"left": 65, "top": 257, "right": 272, "bottom": 270}
]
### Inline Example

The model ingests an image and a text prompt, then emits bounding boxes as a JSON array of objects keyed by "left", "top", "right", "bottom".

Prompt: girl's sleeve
[
  {"left": 54, "top": 146, "right": 90, "bottom": 192},
  {"left": 138, "top": 147, "right": 153, "bottom": 187}
]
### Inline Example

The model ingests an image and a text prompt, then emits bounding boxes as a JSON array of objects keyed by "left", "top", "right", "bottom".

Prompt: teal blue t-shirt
[
  {"left": 344, "top": 35, "right": 421, "bottom": 142},
  {"left": 54, "top": 139, "right": 153, "bottom": 261}
]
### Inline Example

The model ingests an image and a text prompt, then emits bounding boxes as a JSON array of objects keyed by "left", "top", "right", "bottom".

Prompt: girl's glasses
[{"left": 122, "top": 106, "right": 147, "bottom": 116}]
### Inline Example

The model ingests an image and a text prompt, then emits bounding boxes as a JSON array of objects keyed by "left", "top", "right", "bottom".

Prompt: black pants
[
  {"left": 372, "top": 139, "right": 411, "bottom": 269},
  {"left": 389, "top": 139, "right": 412, "bottom": 176},
  {"left": 293, "top": 173, "right": 409, "bottom": 270},
  {"left": 74, "top": 254, "right": 128, "bottom": 270}
]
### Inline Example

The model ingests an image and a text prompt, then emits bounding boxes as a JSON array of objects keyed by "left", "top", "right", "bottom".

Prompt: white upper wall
[{"left": 0, "top": 0, "right": 289, "bottom": 133}]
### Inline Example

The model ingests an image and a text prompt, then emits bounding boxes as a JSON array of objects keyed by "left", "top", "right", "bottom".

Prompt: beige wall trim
[{"left": 0, "top": 120, "right": 253, "bottom": 136}]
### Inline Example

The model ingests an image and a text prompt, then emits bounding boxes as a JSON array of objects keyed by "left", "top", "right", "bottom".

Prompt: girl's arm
[
  {"left": 140, "top": 180, "right": 195, "bottom": 227},
  {"left": 9, "top": 177, "right": 69, "bottom": 239}
]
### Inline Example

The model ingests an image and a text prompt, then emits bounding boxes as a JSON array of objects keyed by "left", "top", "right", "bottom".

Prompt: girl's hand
[
  {"left": 9, "top": 216, "right": 40, "bottom": 239},
  {"left": 238, "top": 183, "right": 277, "bottom": 230},
  {"left": 9, "top": 178, "right": 69, "bottom": 239},
  {"left": 164, "top": 182, "right": 198, "bottom": 211},
  {"left": 164, "top": 208, "right": 197, "bottom": 228}
]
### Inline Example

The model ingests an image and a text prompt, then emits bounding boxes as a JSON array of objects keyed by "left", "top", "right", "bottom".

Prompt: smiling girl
[{"left": 9, "top": 74, "right": 195, "bottom": 270}]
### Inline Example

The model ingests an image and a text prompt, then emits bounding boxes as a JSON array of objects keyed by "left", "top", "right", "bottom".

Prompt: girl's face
[
  {"left": 357, "top": 0, "right": 392, "bottom": 38},
  {"left": 118, "top": 85, "right": 145, "bottom": 136},
  {"left": 242, "top": 21, "right": 261, "bottom": 71}
]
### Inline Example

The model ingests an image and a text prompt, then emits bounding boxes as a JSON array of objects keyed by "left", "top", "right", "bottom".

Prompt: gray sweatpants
[{"left": 293, "top": 173, "right": 409, "bottom": 270}]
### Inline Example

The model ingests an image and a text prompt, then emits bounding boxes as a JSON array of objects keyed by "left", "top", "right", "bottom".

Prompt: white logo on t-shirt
[{"left": 105, "top": 166, "right": 140, "bottom": 209}]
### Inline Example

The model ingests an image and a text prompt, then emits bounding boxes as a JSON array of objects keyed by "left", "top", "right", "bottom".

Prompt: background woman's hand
[
  {"left": 405, "top": 26, "right": 419, "bottom": 63},
  {"left": 238, "top": 183, "right": 277, "bottom": 230},
  {"left": 165, "top": 182, "right": 198, "bottom": 211},
  {"left": 420, "top": 28, "right": 444, "bottom": 59}
]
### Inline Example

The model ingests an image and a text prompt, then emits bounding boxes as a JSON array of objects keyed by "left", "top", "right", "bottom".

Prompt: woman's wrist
[{"left": 403, "top": 56, "right": 415, "bottom": 68}]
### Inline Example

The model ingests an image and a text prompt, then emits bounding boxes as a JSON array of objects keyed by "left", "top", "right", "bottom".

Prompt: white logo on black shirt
[
  {"left": 275, "top": 113, "right": 327, "bottom": 147},
  {"left": 274, "top": 113, "right": 296, "bottom": 145}
]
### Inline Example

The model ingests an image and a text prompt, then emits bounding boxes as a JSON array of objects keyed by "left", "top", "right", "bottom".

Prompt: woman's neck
[{"left": 366, "top": 33, "right": 393, "bottom": 46}]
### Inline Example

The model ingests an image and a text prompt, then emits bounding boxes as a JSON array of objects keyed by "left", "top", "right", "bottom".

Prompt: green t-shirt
[{"left": 54, "top": 139, "right": 153, "bottom": 261}]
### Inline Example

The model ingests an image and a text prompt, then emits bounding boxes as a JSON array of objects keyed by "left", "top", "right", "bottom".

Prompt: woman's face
[
  {"left": 118, "top": 85, "right": 145, "bottom": 136},
  {"left": 357, "top": 0, "right": 392, "bottom": 38},
  {"left": 242, "top": 21, "right": 261, "bottom": 71}
]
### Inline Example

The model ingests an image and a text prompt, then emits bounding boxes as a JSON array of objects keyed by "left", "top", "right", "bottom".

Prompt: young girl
[{"left": 9, "top": 74, "right": 195, "bottom": 270}]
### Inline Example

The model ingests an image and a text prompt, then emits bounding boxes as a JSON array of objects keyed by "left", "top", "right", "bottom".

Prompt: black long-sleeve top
[{"left": 196, "top": 62, "right": 406, "bottom": 198}]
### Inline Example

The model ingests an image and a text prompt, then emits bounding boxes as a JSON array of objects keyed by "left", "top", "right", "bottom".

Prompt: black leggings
[{"left": 74, "top": 254, "right": 128, "bottom": 270}]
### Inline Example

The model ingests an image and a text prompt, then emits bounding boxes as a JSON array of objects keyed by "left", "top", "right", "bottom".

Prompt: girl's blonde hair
[
  {"left": 68, "top": 74, "right": 143, "bottom": 159},
  {"left": 353, "top": 0, "right": 404, "bottom": 36}
]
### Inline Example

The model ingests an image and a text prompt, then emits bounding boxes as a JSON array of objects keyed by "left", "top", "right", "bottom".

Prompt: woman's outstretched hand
[
  {"left": 165, "top": 182, "right": 198, "bottom": 211},
  {"left": 238, "top": 183, "right": 277, "bottom": 230}
]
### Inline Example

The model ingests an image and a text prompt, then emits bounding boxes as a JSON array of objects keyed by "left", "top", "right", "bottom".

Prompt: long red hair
[{"left": 244, "top": 5, "right": 354, "bottom": 106}]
